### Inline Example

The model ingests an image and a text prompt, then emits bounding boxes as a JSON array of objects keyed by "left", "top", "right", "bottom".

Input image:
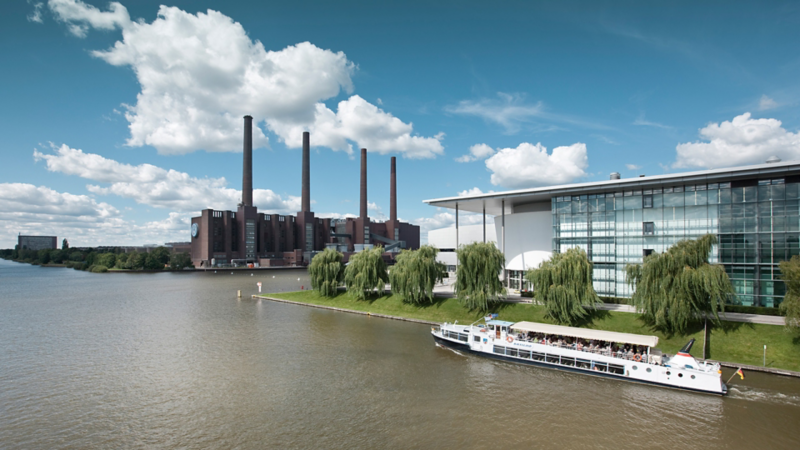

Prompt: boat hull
[{"left": 433, "top": 334, "right": 726, "bottom": 396}]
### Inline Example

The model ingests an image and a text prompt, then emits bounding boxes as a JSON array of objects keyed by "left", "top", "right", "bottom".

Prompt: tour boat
[{"left": 432, "top": 317, "right": 727, "bottom": 395}]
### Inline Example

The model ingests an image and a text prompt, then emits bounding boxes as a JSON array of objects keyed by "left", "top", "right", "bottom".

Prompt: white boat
[{"left": 432, "top": 317, "right": 727, "bottom": 395}]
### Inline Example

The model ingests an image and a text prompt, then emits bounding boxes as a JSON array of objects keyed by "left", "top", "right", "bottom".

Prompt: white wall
[
  {"left": 494, "top": 210, "right": 552, "bottom": 269},
  {"left": 428, "top": 224, "right": 498, "bottom": 270}
]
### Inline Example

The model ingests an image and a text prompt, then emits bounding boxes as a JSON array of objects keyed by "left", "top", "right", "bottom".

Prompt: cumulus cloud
[
  {"left": 484, "top": 142, "right": 589, "bottom": 189},
  {"left": 47, "top": 1, "right": 443, "bottom": 157},
  {"left": 625, "top": 164, "right": 641, "bottom": 170},
  {"left": 34, "top": 144, "right": 300, "bottom": 213},
  {"left": 455, "top": 143, "right": 494, "bottom": 163},
  {"left": 759, "top": 95, "right": 778, "bottom": 111},
  {"left": 673, "top": 113, "right": 800, "bottom": 168}
]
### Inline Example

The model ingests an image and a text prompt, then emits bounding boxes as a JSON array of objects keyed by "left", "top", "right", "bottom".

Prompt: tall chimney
[
  {"left": 242, "top": 115, "right": 253, "bottom": 207},
  {"left": 390, "top": 156, "right": 397, "bottom": 222},
  {"left": 360, "top": 148, "right": 368, "bottom": 219},
  {"left": 301, "top": 131, "right": 310, "bottom": 212}
]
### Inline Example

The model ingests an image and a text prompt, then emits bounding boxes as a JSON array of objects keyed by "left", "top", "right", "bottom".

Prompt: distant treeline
[{"left": 0, "top": 246, "right": 193, "bottom": 272}]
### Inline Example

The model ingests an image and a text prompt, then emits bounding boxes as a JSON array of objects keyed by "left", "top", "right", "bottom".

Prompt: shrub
[{"left": 89, "top": 265, "right": 109, "bottom": 273}]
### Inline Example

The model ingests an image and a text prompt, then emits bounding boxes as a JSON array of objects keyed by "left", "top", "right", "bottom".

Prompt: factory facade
[
  {"left": 190, "top": 116, "right": 420, "bottom": 268},
  {"left": 17, "top": 235, "right": 57, "bottom": 251},
  {"left": 425, "top": 160, "right": 800, "bottom": 308}
]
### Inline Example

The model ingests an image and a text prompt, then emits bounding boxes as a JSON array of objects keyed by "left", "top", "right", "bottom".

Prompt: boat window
[
  {"left": 678, "top": 373, "right": 683, "bottom": 378},
  {"left": 593, "top": 362, "right": 608, "bottom": 372},
  {"left": 608, "top": 364, "right": 625, "bottom": 375},
  {"left": 493, "top": 346, "right": 505, "bottom": 354},
  {"left": 576, "top": 359, "right": 591, "bottom": 369},
  {"left": 546, "top": 355, "right": 560, "bottom": 364},
  {"left": 632, "top": 365, "right": 638, "bottom": 370},
  {"left": 507, "top": 348, "right": 518, "bottom": 357},
  {"left": 666, "top": 371, "right": 671, "bottom": 376},
  {"left": 531, "top": 352, "right": 545, "bottom": 361},
  {"left": 646, "top": 368, "right": 652, "bottom": 373},
  {"left": 691, "top": 375, "right": 696, "bottom": 379},
  {"left": 519, "top": 350, "right": 531, "bottom": 359},
  {"left": 473, "top": 336, "right": 481, "bottom": 342},
  {"left": 560, "top": 357, "right": 575, "bottom": 366}
]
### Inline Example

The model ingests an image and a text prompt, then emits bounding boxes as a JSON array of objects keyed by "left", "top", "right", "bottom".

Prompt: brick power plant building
[{"left": 190, "top": 116, "right": 420, "bottom": 268}]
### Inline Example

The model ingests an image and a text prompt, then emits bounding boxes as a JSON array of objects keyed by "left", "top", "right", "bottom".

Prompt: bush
[
  {"left": 389, "top": 246, "right": 445, "bottom": 304},
  {"left": 309, "top": 248, "right": 344, "bottom": 297},
  {"left": 724, "top": 304, "right": 783, "bottom": 316},
  {"left": 89, "top": 265, "right": 109, "bottom": 273},
  {"left": 344, "top": 247, "right": 389, "bottom": 301}
]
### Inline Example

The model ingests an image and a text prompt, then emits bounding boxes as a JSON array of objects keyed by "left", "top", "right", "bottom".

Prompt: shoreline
[{"left": 253, "top": 292, "right": 800, "bottom": 379}]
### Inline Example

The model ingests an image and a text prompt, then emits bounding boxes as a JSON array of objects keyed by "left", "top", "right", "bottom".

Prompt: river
[{"left": 1, "top": 259, "right": 799, "bottom": 449}]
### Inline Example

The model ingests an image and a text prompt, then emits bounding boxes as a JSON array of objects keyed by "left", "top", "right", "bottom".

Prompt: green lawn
[{"left": 267, "top": 291, "right": 800, "bottom": 372}]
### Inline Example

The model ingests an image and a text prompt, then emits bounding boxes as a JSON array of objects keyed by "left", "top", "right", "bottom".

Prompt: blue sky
[{"left": 2, "top": 0, "right": 800, "bottom": 247}]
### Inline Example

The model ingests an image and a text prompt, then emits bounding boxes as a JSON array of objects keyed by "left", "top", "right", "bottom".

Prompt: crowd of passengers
[{"left": 516, "top": 331, "right": 651, "bottom": 362}]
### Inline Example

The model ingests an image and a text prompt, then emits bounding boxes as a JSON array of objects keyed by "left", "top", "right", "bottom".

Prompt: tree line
[
  {"left": 0, "top": 246, "right": 193, "bottom": 272},
  {"left": 307, "top": 235, "right": 800, "bottom": 332}
]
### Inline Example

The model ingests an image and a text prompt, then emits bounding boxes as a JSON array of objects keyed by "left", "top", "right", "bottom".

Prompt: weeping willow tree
[
  {"left": 626, "top": 234, "right": 733, "bottom": 335},
  {"left": 389, "top": 245, "right": 446, "bottom": 304},
  {"left": 308, "top": 248, "right": 344, "bottom": 297},
  {"left": 779, "top": 255, "right": 800, "bottom": 329},
  {"left": 455, "top": 242, "right": 505, "bottom": 311},
  {"left": 528, "top": 247, "right": 600, "bottom": 325},
  {"left": 344, "top": 246, "right": 389, "bottom": 301}
]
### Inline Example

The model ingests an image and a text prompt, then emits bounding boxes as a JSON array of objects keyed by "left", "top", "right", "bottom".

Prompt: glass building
[{"left": 425, "top": 160, "right": 800, "bottom": 308}]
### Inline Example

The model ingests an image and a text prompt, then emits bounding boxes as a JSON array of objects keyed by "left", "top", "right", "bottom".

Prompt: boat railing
[{"left": 511, "top": 337, "right": 655, "bottom": 364}]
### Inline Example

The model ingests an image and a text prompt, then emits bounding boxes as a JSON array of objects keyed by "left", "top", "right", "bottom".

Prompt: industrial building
[
  {"left": 190, "top": 116, "right": 420, "bottom": 268},
  {"left": 17, "top": 235, "right": 57, "bottom": 251},
  {"left": 425, "top": 159, "right": 800, "bottom": 307}
]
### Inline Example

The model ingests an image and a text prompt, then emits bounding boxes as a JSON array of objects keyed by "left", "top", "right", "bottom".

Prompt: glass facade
[{"left": 552, "top": 178, "right": 799, "bottom": 307}]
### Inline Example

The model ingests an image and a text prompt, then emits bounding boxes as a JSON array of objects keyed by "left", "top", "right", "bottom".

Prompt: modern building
[
  {"left": 425, "top": 159, "right": 800, "bottom": 307},
  {"left": 428, "top": 224, "right": 497, "bottom": 272},
  {"left": 190, "top": 116, "right": 420, "bottom": 268},
  {"left": 17, "top": 235, "right": 57, "bottom": 251}
]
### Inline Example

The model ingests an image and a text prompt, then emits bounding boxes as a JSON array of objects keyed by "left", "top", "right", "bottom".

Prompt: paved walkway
[{"left": 432, "top": 282, "right": 786, "bottom": 326}]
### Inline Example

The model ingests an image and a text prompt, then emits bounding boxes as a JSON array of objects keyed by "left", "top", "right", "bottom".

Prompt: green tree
[
  {"left": 389, "top": 246, "right": 445, "bottom": 304},
  {"left": 37, "top": 249, "right": 51, "bottom": 265},
  {"left": 96, "top": 252, "right": 117, "bottom": 268},
  {"left": 344, "top": 246, "right": 389, "bottom": 301},
  {"left": 528, "top": 247, "right": 601, "bottom": 326},
  {"left": 115, "top": 252, "right": 130, "bottom": 269},
  {"left": 144, "top": 253, "right": 164, "bottom": 270},
  {"left": 62, "top": 238, "right": 69, "bottom": 250},
  {"left": 779, "top": 256, "right": 800, "bottom": 329},
  {"left": 309, "top": 248, "right": 344, "bottom": 297},
  {"left": 127, "top": 252, "right": 145, "bottom": 270},
  {"left": 50, "top": 249, "right": 64, "bottom": 264},
  {"left": 626, "top": 234, "right": 733, "bottom": 334},
  {"left": 169, "top": 252, "right": 193, "bottom": 270},
  {"left": 455, "top": 242, "right": 506, "bottom": 311},
  {"left": 151, "top": 247, "right": 171, "bottom": 266}
]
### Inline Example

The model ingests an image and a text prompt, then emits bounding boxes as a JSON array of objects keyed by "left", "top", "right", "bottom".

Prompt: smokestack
[
  {"left": 242, "top": 115, "right": 253, "bottom": 207},
  {"left": 390, "top": 156, "right": 397, "bottom": 222},
  {"left": 360, "top": 148, "right": 367, "bottom": 219},
  {"left": 301, "top": 131, "right": 310, "bottom": 212}
]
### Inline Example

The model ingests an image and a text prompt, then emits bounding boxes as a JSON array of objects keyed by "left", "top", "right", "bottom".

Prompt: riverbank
[{"left": 260, "top": 291, "right": 800, "bottom": 373}]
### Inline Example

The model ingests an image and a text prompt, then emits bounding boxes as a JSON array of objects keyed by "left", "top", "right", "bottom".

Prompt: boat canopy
[
  {"left": 486, "top": 320, "right": 515, "bottom": 327},
  {"left": 510, "top": 321, "right": 659, "bottom": 348}
]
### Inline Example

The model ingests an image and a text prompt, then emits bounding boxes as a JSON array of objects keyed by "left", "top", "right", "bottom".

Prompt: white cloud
[
  {"left": 484, "top": 142, "right": 589, "bottom": 189},
  {"left": 673, "top": 113, "right": 800, "bottom": 168},
  {"left": 759, "top": 95, "right": 779, "bottom": 111},
  {"left": 267, "top": 95, "right": 444, "bottom": 158},
  {"left": 632, "top": 113, "right": 672, "bottom": 129},
  {"left": 27, "top": 1, "right": 44, "bottom": 23},
  {"left": 48, "top": 1, "right": 443, "bottom": 158},
  {"left": 414, "top": 210, "right": 495, "bottom": 242},
  {"left": 0, "top": 182, "right": 119, "bottom": 219},
  {"left": 455, "top": 143, "right": 494, "bottom": 163},
  {"left": 34, "top": 144, "right": 300, "bottom": 213},
  {"left": 625, "top": 164, "right": 641, "bottom": 170},
  {"left": 48, "top": 0, "right": 130, "bottom": 37},
  {"left": 446, "top": 93, "right": 544, "bottom": 134},
  {"left": 458, "top": 187, "right": 493, "bottom": 197},
  {"left": 377, "top": 98, "right": 383, "bottom": 105}
]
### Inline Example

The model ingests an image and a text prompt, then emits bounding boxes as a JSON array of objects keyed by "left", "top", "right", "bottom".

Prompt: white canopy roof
[
  {"left": 511, "top": 321, "right": 659, "bottom": 348},
  {"left": 506, "top": 250, "right": 552, "bottom": 271}
]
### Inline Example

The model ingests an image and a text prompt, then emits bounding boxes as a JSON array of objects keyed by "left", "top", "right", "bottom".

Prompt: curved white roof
[
  {"left": 511, "top": 321, "right": 659, "bottom": 348},
  {"left": 506, "top": 250, "right": 552, "bottom": 271}
]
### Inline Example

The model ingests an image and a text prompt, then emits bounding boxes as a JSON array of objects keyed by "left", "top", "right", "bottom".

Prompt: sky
[{"left": 2, "top": 0, "right": 800, "bottom": 248}]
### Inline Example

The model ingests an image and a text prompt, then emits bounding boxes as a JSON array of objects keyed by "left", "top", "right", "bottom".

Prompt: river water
[{"left": 1, "top": 259, "right": 799, "bottom": 449}]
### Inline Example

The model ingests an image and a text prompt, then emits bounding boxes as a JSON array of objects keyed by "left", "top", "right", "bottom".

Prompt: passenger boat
[{"left": 432, "top": 317, "right": 727, "bottom": 395}]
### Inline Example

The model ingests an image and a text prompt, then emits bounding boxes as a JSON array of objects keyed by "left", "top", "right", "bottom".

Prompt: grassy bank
[{"left": 267, "top": 291, "right": 800, "bottom": 372}]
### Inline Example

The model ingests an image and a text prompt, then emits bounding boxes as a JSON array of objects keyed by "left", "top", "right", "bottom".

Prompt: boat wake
[
  {"left": 435, "top": 342, "right": 466, "bottom": 357},
  {"left": 726, "top": 385, "right": 800, "bottom": 407}
]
